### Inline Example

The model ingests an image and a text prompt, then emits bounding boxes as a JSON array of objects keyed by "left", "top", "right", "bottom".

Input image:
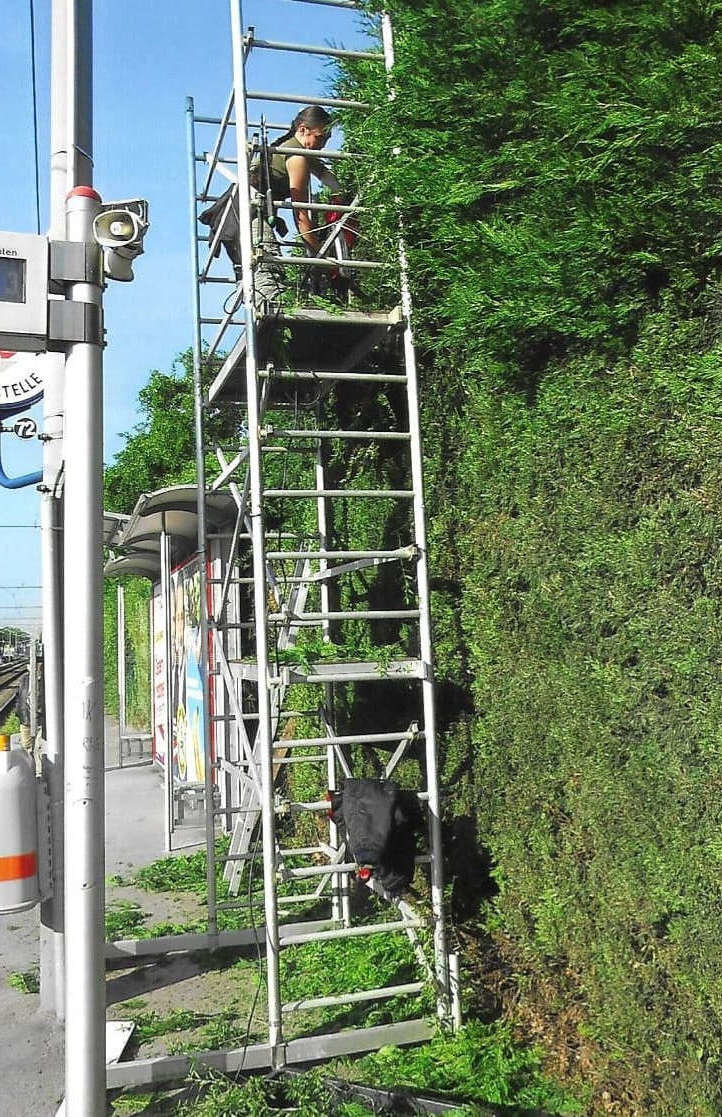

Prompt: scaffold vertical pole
[
  {"left": 381, "top": 9, "right": 450, "bottom": 1014},
  {"left": 117, "top": 583, "right": 126, "bottom": 764},
  {"left": 187, "top": 94, "right": 218, "bottom": 935},
  {"left": 230, "top": 0, "right": 284, "bottom": 1060},
  {"left": 160, "top": 530, "right": 173, "bottom": 852}
]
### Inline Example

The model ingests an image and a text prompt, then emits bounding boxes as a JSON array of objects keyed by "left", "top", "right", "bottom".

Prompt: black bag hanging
[
  {"left": 330, "top": 778, "right": 423, "bottom": 897},
  {"left": 198, "top": 186, "right": 242, "bottom": 268},
  {"left": 199, "top": 180, "right": 288, "bottom": 271}
]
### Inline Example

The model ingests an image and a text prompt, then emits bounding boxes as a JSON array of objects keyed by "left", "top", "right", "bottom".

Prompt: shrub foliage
[{"left": 337, "top": 1, "right": 722, "bottom": 1112}]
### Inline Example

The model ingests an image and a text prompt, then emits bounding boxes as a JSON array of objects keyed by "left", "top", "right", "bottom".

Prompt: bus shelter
[{"left": 104, "top": 485, "right": 237, "bottom": 849}]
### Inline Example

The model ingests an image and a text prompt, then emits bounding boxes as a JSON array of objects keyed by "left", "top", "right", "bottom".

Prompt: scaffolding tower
[{"left": 107, "top": 0, "right": 458, "bottom": 1088}]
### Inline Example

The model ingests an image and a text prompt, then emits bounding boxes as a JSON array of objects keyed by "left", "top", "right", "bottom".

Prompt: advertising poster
[
  {"left": 170, "top": 556, "right": 207, "bottom": 786},
  {"left": 152, "top": 583, "right": 167, "bottom": 766},
  {"left": 152, "top": 556, "right": 209, "bottom": 784}
]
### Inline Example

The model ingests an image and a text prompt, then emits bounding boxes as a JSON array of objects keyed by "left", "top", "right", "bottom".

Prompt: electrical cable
[
  {"left": 235, "top": 819, "right": 265, "bottom": 1075},
  {"left": 28, "top": 0, "right": 41, "bottom": 234}
]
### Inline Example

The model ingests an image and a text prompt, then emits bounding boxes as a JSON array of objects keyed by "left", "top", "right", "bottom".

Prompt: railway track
[{"left": 0, "top": 659, "right": 28, "bottom": 721}]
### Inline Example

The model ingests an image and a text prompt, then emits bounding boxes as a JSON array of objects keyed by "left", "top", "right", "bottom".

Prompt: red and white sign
[{"left": 0, "top": 350, "right": 46, "bottom": 412}]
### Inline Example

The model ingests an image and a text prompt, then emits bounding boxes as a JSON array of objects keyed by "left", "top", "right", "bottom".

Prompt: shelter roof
[{"left": 103, "top": 485, "right": 237, "bottom": 580}]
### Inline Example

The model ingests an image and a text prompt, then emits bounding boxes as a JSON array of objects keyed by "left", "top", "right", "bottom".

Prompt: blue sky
[{"left": 0, "top": 0, "right": 372, "bottom": 632}]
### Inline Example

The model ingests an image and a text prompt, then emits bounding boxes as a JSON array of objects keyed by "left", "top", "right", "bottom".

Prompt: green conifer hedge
[{"left": 339, "top": 1, "right": 722, "bottom": 1111}]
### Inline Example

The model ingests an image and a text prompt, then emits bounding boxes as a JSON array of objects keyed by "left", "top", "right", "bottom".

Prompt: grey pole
[
  {"left": 382, "top": 10, "right": 451, "bottom": 1013},
  {"left": 29, "top": 638, "right": 38, "bottom": 739},
  {"left": 186, "top": 96, "right": 218, "bottom": 933},
  {"left": 230, "top": 0, "right": 283, "bottom": 1059},
  {"left": 160, "top": 531, "right": 173, "bottom": 851},
  {"left": 117, "top": 583, "right": 126, "bottom": 766},
  {"left": 62, "top": 0, "right": 107, "bottom": 1110},
  {"left": 63, "top": 183, "right": 105, "bottom": 1114},
  {"left": 40, "top": 0, "right": 68, "bottom": 1021}
]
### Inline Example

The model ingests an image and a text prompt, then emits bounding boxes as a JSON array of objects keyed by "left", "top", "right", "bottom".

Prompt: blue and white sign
[{"left": 0, "top": 350, "right": 45, "bottom": 413}]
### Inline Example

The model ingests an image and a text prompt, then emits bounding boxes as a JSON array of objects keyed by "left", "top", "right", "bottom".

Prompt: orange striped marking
[{"left": 0, "top": 852, "right": 37, "bottom": 882}]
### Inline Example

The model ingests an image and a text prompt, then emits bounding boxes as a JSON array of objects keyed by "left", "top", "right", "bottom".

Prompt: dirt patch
[
  {"left": 106, "top": 882, "right": 206, "bottom": 929},
  {"left": 105, "top": 883, "right": 266, "bottom": 1060}
]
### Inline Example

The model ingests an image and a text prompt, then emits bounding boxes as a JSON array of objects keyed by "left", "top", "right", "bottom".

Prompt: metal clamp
[
  {"left": 48, "top": 300, "right": 104, "bottom": 347},
  {"left": 49, "top": 240, "right": 103, "bottom": 290}
]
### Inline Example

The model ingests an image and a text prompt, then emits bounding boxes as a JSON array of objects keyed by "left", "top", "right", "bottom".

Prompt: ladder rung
[
  {"left": 280, "top": 919, "right": 423, "bottom": 946},
  {"left": 273, "top": 200, "right": 370, "bottom": 214},
  {"left": 196, "top": 117, "right": 299, "bottom": 130},
  {"left": 273, "top": 754, "right": 327, "bottom": 764},
  {"left": 286, "top": 0, "right": 362, "bottom": 9},
  {"left": 263, "top": 489, "right": 414, "bottom": 499},
  {"left": 288, "top": 793, "right": 429, "bottom": 810},
  {"left": 266, "top": 428, "right": 409, "bottom": 441},
  {"left": 281, "top": 730, "right": 423, "bottom": 749},
  {"left": 282, "top": 981, "right": 424, "bottom": 1015},
  {"left": 215, "top": 708, "right": 319, "bottom": 718},
  {"left": 207, "top": 577, "right": 253, "bottom": 584},
  {"left": 284, "top": 862, "right": 357, "bottom": 879},
  {"left": 237, "top": 659, "right": 427, "bottom": 683},
  {"left": 266, "top": 550, "right": 413, "bottom": 560},
  {"left": 206, "top": 531, "right": 303, "bottom": 540},
  {"left": 206, "top": 148, "right": 368, "bottom": 163},
  {"left": 278, "top": 894, "right": 319, "bottom": 904},
  {"left": 247, "top": 90, "right": 369, "bottom": 111},
  {"left": 285, "top": 854, "right": 430, "bottom": 880},
  {"left": 213, "top": 806, "right": 259, "bottom": 818},
  {"left": 260, "top": 370, "right": 406, "bottom": 384},
  {"left": 249, "top": 37, "right": 383, "bottom": 62},
  {"left": 268, "top": 609, "right": 420, "bottom": 622},
  {"left": 258, "top": 253, "right": 385, "bottom": 272}
]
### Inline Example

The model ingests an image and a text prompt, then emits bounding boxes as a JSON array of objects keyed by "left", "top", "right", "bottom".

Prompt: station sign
[
  {"left": 0, "top": 351, "right": 45, "bottom": 413},
  {"left": 0, "top": 232, "right": 49, "bottom": 352}
]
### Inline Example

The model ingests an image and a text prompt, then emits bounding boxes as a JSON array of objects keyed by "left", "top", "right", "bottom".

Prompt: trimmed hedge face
[
  {"left": 339, "top": 1, "right": 722, "bottom": 1111},
  {"left": 103, "top": 578, "right": 151, "bottom": 732}
]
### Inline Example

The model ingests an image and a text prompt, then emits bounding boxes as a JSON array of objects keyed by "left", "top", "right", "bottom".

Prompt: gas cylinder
[{"left": 0, "top": 734, "right": 39, "bottom": 913}]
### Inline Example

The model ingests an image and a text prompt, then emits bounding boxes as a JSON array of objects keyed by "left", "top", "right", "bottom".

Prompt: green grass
[
  {"left": 105, "top": 900, "right": 149, "bottom": 941},
  {"left": 1, "top": 712, "right": 20, "bottom": 735},
  {"left": 7, "top": 967, "right": 39, "bottom": 994},
  {"left": 348, "top": 1023, "right": 585, "bottom": 1114},
  {"left": 109, "top": 1069, "right": 377, "bottom": 1116}
]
